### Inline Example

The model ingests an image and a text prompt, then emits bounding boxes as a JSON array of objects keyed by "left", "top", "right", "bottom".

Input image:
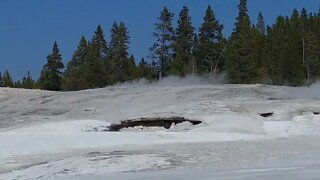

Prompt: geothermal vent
[{"left": 107, "top": 117, "right": 202, "bottom": 132}]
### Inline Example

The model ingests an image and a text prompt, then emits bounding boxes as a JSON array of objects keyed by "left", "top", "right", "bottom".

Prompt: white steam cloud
[
  {"left": 282, "top": 82, "right": 320, "bottom": 99},
  {"left": 116, "top": 74, "right": 227, "bottom": 87}
]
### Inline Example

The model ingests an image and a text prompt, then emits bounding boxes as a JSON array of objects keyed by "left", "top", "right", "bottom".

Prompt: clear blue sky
[{"left": 0, "top": 0, "right": 319, "bottom": 80}]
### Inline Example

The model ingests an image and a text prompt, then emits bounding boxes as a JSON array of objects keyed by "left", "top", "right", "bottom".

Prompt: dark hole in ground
[
  {"left": 299, "top": 111, "right": 320, "bottom": 115},
  {"left": 259, "top": 112, "right": 274, "bottom": 117},
  {"left": 268, "top": 97, "right": 290, "bottom": 100},
  {"left": 107, "top": 117, "right": 202, "bottom": 132}
]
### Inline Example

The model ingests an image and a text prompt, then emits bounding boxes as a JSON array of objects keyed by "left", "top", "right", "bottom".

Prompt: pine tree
[
  {"left": 253, "top": 12, "right": 267, "bottom": 81},
  {"left": 67, "top": 36, "right": 88, "bottom": 71},
  {"left": 62, "top": 36, "right": 88, "bottom": 90},
  {"left": 192, "top": 34, "right": 200, "bottom": 75},
  {"left": 264, "top": 18, "right": 282, "bottom": 84},
  {"left": 14, "top": 80, "right": 22, "bottom": 88},
  {"left": 92, "top": 25, "right": 109, "bottom": 59},
  {"left": 137, "top": 58, "right": 150, "bottom": 79},
  {"left": 109, "top": 22, "right": 131, "bottom": 82},
  {"left": 301, "top": 8, "right": 310, "bottom": 81},
  {"left": 256, "top": 12, "right": 266, "bottom": 35},
  {"left": 171, "top": 6, "right": 195, "bottom": 75},
  {"left": 38, "top": 42, "right": 64, "bottom": 91},
  {"left": 2, "top": 70, "right": 14, "bottom": 87},
  {"left": 127, "top": 55, "right": 137, "bottom": 80},
  {"left": 150, "top": 7, "right": 175, "bottom": 78},
  {"left": 80, "top": 25, "right": 108, "bottom": 88},
  {"left": 22, "top": 71, "right": 34, "bottom": 89},
  {"left": 264, "top": 11, "right": 305, "bottom": 86},
  {"left": 282, "top": 9, "right": 304, "bottom": 86},
  {"left": 226, "top": 0, "right": 261, "bottom": 83},
  {"left": 197, "top": 5, "right": 225, "bottom": 74},
  {"left": 304, "top": 12, "right": 320, "bottom": 83},
  {"left": 0, "top": 72, "right": 3, "bottom": 87},
  {"left": 305, "top": 29, "right": 320, "bottom": 83}
]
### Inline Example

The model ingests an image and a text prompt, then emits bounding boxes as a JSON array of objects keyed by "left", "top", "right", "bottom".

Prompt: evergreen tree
[
  {"left": 301, "top": 8, "right": 310, "bottom": 81},
  {"left": 38, "top": 42, "right": 64, "bottom": 91},
  {"left": 2, "top": 70, "right": 14, "bottom": 87},
  {"left": 253, "top": 12, "right": 267, "bottom": 81},
  {"left": 256, "top": 12, "right": 266, "bottom": 35},
  {"left": 62, "top": 36, "right": 88, "bottom": 90},
  {"left": 67, "top": 36, "right": 88, "bottom": 71},
  {"left": 264, "top": 11, "right": 305, "bottom": 86},
  {"left": 191, "top": 34, "right": 200, "bottom": 75},
  {"left": 303, "top": 12, "right": 320, "bottom": 82},
  {"left": 138, "top": 58, "right": 150, "bottom": 78},
  {"left": 127, "top": 55, "right": 137, "bottom": 80},
  {"left": 226, "top": 0, "right": 262, "bottom": 83},
  {"left": 150, "top": 7, "right": 175, "bottom": 78},
  {"left": 264, "top": 18, "right": 282, "bottom": 84},
  {"left": 80, "top": 25, "right": 108, "bottom": 88},
  {"left": 196, "top": 5, "right": 225, "bottom": 74},
  {"left": 109, "top": 22, "right": 131, "bottom": 82},
  {"left": 282, "top": 9, "right": 304, "bottom": 86},
  {"left": 170, "top": 6, "right": 195, "bottom": 75},
  {"left": 305, "top": 28, "right": 320, "bottom": 83},
  {"left": 0, "top": 72, "right": 3, "bottom": 87},
  {"left": 92, "top": 25, "right": 109, "bottom": 59},
  {"left": 21, "top": 71, "right": 34, "bottom": 89},
  {"left": 14, "top": 80, "right": 22, "bottom": 88},
  {"left": 2, "top": 4, "right": 318, "bottom": 89}
]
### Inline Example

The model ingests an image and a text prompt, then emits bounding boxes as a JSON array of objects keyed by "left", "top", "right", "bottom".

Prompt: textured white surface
[{"left": 1, "top": 81, "right": 320, "bottom": 179}]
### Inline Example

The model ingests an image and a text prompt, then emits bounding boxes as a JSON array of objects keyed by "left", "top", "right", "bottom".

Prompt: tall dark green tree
[
  {"left": 265, "top": 10, "right": 305, "bottom": 86},
  {"left": 0, "top": 72, "right": 3, "bottom": 87},
  {"left": 302, "top": 11, "right": 320, "bottom": 83},
  {"left": 256, "top": 12, "right": 266, "bottom": 35},
  {"left": 92, "top": 25, "right": 109, "bottom": 59},
  {"left": 170, "top": 6, "right": 195, "bottom": 75},
  {"left": 264, "top": 18, "right": 283, "bottom": 84},
  {"left": 127, "top": 55, "right": 137, "bottom": 80},
  {"left": 137, "top": 58, "right": 154, "bottom": 79},
  {"left": 150, "top": 7, "right": 175, "bottom": 78},
  {"left": 196, "top": 5, "right": 225, "bottom": 74},
  {"left": 253, "top": 12, "right": 267, "bottom": 81},
  {"left": 14, "top": 80, "right": 22, "bottom": 88},
  {"left": 226, "top": 0, "right": 262, "bottom": 83},
  {"left": 305, "top": 27, "right": 320, "bottom": 83},
  {"left": 109, "top": 22, "right": 132, "bottom": 82},
  {"left": 21, "top": 71, "right": 34, "bottom": 89},
  {"left": 62, "top": 36, "right": 88, "bottom": 90},
  {"left": 80, "top": 25, "right": 108, "bottom": 88},
  {"left": 38, "top": 42, "right": 64, "bottom": 91},
  {"left": 282, "top": 9, "right": 304, "bottom": 86},
  {"left": 2, "top": 70, "right": 13, "bottom": 87}
]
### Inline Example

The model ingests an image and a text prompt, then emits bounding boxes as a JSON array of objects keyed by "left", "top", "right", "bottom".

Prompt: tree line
[{"left": 1, "top": 0, "right": 319, "bottom": 91}]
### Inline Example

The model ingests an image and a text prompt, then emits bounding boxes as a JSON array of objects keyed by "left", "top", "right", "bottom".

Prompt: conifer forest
[{"left": 1, "top": 0, "right": 320, "bottom": 91}]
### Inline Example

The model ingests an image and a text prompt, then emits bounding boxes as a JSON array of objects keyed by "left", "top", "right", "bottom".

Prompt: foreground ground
[{"left": 1, "top": 77, "right": 320, "bottom": 179}]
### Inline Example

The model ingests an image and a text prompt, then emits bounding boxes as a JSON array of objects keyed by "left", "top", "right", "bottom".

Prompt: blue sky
[{"left": 0, "top": 0, "right": 319, "bottom": 80}]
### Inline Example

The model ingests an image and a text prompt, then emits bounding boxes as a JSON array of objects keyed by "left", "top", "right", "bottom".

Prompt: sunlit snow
[{"left": 1, "top": 77, "right": 320, "bottom": 179}]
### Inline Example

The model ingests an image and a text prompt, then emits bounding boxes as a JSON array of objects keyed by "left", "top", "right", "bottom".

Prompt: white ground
[{"left": 1, "top": 78, "right": 320, "bottom": 179}]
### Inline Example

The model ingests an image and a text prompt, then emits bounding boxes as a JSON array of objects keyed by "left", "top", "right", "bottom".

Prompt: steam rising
[
  {"left": 117, "top": 74, "right": 227, "bottom": 87},
  {"left": 282, "top": 83, "right": 320, "bottom": 99}
]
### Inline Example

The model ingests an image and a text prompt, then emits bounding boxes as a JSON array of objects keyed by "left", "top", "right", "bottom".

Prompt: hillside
[{"left": 1, "top": 81, "right": 320, "bottom": 179}]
